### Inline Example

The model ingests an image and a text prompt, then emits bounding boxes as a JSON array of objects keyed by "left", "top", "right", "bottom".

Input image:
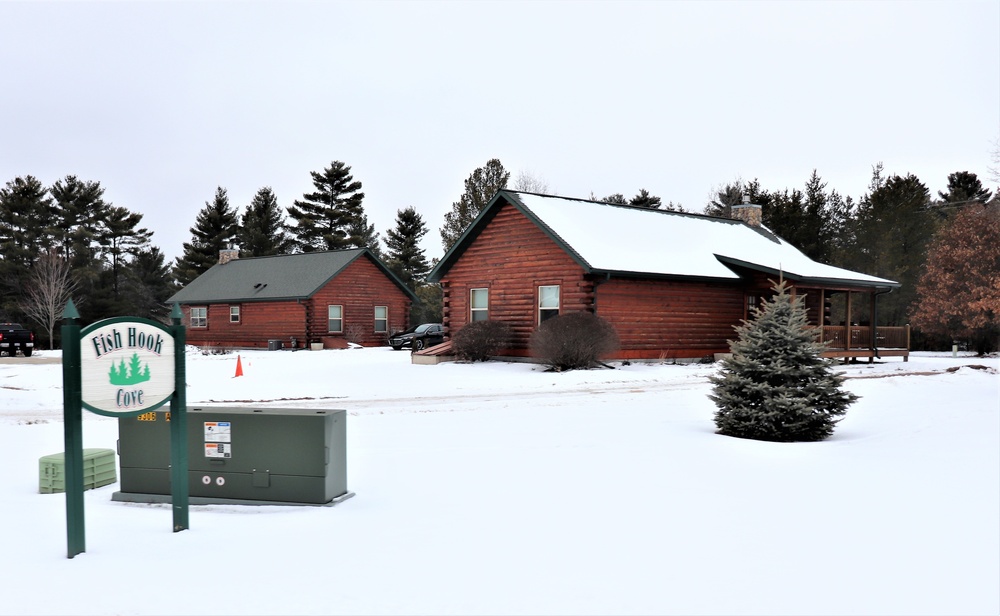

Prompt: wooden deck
[{"left": 818, "top": 325, "right": 910, "bottom": 362}]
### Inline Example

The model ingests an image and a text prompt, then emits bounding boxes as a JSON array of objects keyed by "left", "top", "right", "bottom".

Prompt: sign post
[
  {"left": 61, "top": 301, "right": 189, "bottom": 557},
  {"left": 169, "top": 303, "right": 189, "bottom": 531},
  {"left": 61, "top": 301, "right": 85, "bottom": 558}
]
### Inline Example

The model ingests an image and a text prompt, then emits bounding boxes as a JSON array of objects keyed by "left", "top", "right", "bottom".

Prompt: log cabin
[
  {"left": 427, "top": 190, "right": 909, "bottom": 362},
  {"left": 168, "top": 248, "right": 417, "bottom": 350}
]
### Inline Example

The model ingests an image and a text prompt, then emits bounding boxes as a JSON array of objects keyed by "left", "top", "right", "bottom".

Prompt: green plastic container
[{"left": 39, "top": 448, "right": 117, "bottom": 494}]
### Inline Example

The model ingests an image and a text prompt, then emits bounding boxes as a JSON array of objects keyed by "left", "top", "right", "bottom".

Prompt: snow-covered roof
[{"left": 430, "top": 190, "right": 898, "bottom": 288}]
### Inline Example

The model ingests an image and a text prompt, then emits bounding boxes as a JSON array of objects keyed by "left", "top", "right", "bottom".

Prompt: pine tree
[
  {"left": 850, "top": 169, "right": 938, "bottom": 325},
  {"left": 122, "top": 247, "right": 176, "bottom": 322},
  {"left": 49, "top": 175, "right": 109, "bottom": 264},
  {"left": 440, "top": 158, "right": 509, "bottom": 251},
  {"left": 911, "top": 201, "right": 1000, "bottom": 355},
  {"left": 710, "top": 280, "right": 859, "bottom": 442},
  {"left": 384, "top": 206, "right": 430, "bottom": 291},
  {"left": 239, "top": 187, "right": 292, "bottom": 257},
  {"left": 287, "top": 161, "right": 365, "bottom": 252},
  {"left": 0, "top": 176, "right": 54, "bottom": 320},
  {"left": 601, "top": 193, "right": 628, "bottom": 205},
  {"left": 629, "top": 189, "right": 662, "bottom": 209},
  {"left": 937, "top": 171, "right": 992, "bottom": 204},
  {"left": 347, "top": 211, "right": 382, "bottom": 258},
  {"left": 173, "top": 187, "right": 239, "bottom": 286},
  {"left": 99, "top": 205, "right": 153, "bottom": 298}
]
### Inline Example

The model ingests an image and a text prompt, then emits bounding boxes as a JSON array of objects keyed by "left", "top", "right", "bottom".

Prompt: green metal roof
[{"left": 168, "top": 248, "right": 418, "bottom": 304}]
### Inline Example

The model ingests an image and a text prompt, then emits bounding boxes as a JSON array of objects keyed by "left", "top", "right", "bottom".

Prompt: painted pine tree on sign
[{"left": 710, "top": 280, "right": 859, "bottom": 442}]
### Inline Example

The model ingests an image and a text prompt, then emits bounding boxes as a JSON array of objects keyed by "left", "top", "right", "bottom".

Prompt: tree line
[{"left": 3, "top": 159, "right": 997, "bottom": 352}]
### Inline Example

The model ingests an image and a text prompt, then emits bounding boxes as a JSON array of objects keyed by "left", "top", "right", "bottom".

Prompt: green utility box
[
  {"left": 39, "top": 448, "right": 117, "bottom": 494},
  {"left": 116, "top": 407, "right": 347, "bottom": 504}
]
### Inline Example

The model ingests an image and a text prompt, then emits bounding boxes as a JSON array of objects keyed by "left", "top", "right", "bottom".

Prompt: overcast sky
[{"left": 3, "top": 0, "right": 997, "bottom": 265}]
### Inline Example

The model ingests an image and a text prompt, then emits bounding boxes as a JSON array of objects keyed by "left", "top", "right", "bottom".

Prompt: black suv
[{"left": 389, "top": 323, "right": 445, "bottom": 351}]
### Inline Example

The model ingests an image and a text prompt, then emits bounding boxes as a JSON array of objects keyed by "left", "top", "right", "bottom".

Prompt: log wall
[{"left": 181, "top": 256, "right": 411, "bottom": 349}]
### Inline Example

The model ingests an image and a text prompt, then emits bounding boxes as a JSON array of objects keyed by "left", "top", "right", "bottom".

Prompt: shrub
[
  {"left": 345, "top": 323, "right": 365, "bottom": 344},
  {"left": 530, "top": 311, "right": 619, "bottom": 370},
  {"left": 452, "top": 320, "right": 512, "bottom": 362}
]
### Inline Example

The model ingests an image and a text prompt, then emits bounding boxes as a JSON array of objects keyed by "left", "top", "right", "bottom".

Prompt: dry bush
[
  {"left": 345, "top": 323, "right": 365, "bottom": 344},
  {"left": 530, "top": 312, "right": 619, "bottom": 370},
  {"left": 452, "top": 321, "right": 512, "bottom": 362}
]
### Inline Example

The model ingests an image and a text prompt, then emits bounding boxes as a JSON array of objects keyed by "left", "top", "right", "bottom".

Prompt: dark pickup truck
[{"left": 0, "top": 323, "right": 35, "bottom": 357}]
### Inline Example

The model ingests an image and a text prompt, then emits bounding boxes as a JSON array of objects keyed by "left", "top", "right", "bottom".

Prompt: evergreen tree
[
  {"left": 911, "top": 201, "right": 1000, "bottom": 355},
  {"left": 850, "top": 168, "right": 938, "bottom": 324},
  {"left": 347, "top": 211, "right": 382, "bottom": 258},
  {"left": 602, "top": 193, "right": 628, "bottom": 205},
  {"left": 704, "top": 180, "right": 747, "bottom": 217},
  {"left": 937, "top": 171, "right": 992, "bottom": 204},
  {"left": 440, "top": 158, "right": 509, "bottom": 251},
  {"left": 710, "top": 280, "right": 859, "bottom": 442},
  {"left": 800, "top": 170, "right": 834, "bottom": 262},
  {"left": 124, "top": 247, "right": 176, "bottom": 322},
  {"left": 384, "top": 206, "right": 430, "bottom": 291},
  {"left": 98, "top": 205, "right": 153, "bottom": 298},
  {"left": 287, "top": 161, "right": 365, "bottom": 252},
  {"left": 173, "top": 187, "right": 239, "bottom": 286},
  {"left": 49, "top": 175, "right": 109, "bottom": 265},
  {"left": 763, "top": 187, "right": 805, "bottom": 239},
  {"left": 239, "top": 187, "right": 292, "bottom": 257},
  {"left": 629, "top": 189, "right": 662, "bottom": 209},
  {"left": 0, "top": 176, "right": 54, "bottom": 319},
  {"left": 818, "top": 191, "right": 856, "bottom": 275},
  {"left": 411, "top": 282, "right": 442, "bottom": 325}
]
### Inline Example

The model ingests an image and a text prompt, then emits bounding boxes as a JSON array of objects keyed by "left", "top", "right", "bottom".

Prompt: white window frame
[
  {"left": 470, "top": 288, "right": 489, "bottom": 322},
  {"left": 538, "top": 285, "right": 560, "bottom": 324},
  {"left": 190, "top": 306, "right": 207, "bottom": 328},
  {"left": 374, "top": 306, "right": 388, "bottom": 333},
  {"left": 229, "top": 305, "right": 241, "bottom": 323},
  {"left": 328, "top": 305, "right": 343, "bottom": 333}
]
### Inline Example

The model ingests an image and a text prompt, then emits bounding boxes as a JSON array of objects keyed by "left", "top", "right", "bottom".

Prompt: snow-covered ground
[{"left": 1, "top": 347, "right": 997, "bottom": 615}]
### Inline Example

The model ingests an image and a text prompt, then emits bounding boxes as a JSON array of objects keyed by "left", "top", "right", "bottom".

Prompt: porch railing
[{"left": 819, "top": 325, "right": 910, "bottom": 350}]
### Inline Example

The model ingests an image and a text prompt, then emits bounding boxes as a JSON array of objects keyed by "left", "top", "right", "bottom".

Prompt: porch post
[
  {"left": 844, "top": 291, "right": 852, "bottom": 351},
  {"left": 869, "top": 290, "right": 877, "bottom": 363},
  {"left": 818, "top": 289, "right": 826, "bottom": 344}
]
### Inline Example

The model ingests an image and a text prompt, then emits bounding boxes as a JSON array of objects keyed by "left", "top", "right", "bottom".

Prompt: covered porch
[{"left": 799, "top": 285, "right": 910, "bottom": 362}]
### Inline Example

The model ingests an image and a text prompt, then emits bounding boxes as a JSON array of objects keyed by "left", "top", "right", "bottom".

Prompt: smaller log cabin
[
  {"left": 168, "top": 248, "right": 417, "bottom": 350},
  {"left": 428, "top": 190, "right": 909, "bottom": 362}
]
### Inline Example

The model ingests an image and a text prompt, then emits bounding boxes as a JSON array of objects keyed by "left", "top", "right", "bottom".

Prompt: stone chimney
[
  {"left": 219, "top": 247, "right": 240, "bottom": 265},
  {"left": 731, "top": 195, "right": 762, "bottom": 227}
]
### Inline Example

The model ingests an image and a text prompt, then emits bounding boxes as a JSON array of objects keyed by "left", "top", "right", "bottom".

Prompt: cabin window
[
  {"left": 328, "top": 305, "right": 343, "bottom": 333},
  {"left": 538, "top": 285, "right": 560, "bottom": 324},
  {"left": 190, "top": 307, "right": 207, "bottom": 328},
  {"left": 470, "top": 288, "right": 489, "bottom": 322},
  {"left": 374, "top": 306, "right": 388, "bottom": 333},
  {"left": 745, "top": 294, "right": 761, "bottom": 319},
  {"left": 229, "top": 305, "right": 241, "bottom": 323}
]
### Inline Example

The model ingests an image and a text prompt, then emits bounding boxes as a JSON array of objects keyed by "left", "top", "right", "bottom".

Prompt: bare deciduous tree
[
  {"left": 512, "top": 169, "right": 551, "bottom": 194},
  {"left": 20, "top": 249, "right": 78, "bottom": 349}
]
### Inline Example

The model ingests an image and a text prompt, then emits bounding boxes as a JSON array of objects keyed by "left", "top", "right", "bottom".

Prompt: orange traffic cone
[{"left": 234, "top": 354, "right": 244, "bottom": 378}]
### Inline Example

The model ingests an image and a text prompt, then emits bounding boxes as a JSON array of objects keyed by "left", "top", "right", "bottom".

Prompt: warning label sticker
[
  {"left": 205, "top": 443, "right": 231, "bottom": 459},
  {"left": 204, "top": 421, "right": 231, "bottom": 443}
]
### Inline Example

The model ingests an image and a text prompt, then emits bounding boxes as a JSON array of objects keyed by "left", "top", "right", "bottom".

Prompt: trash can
[{"left": 267, "top": 339, "right": 282, "bottom": 351}]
